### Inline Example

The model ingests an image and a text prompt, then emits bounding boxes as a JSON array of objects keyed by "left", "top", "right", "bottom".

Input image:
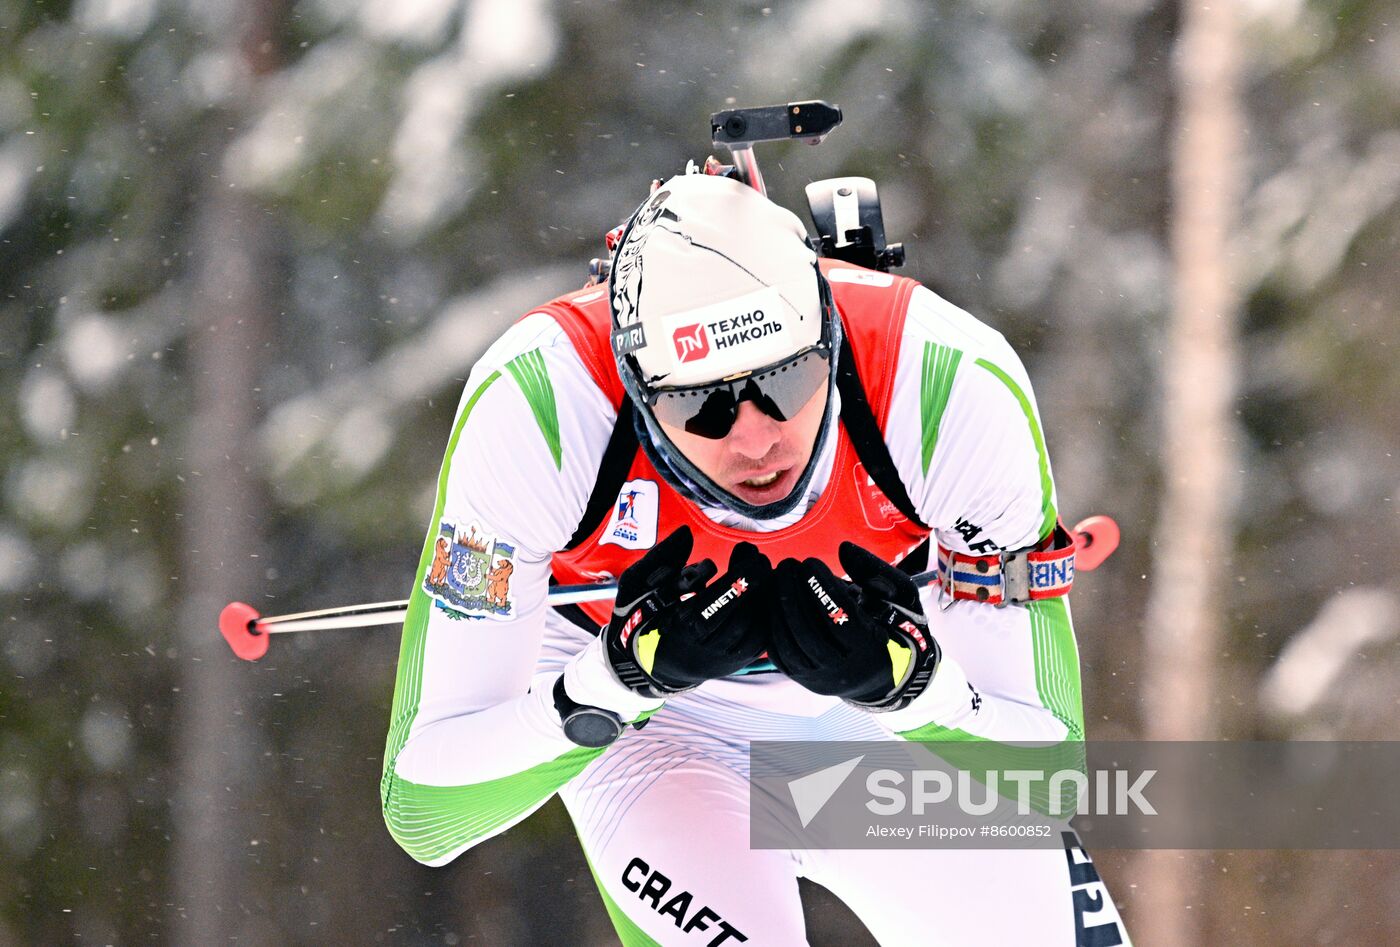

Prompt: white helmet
[
  {"left": 609, "top": 173, "right": 825, "bottom": 387},
  {"left": 607, "top": 171, "right": 842, "bottom": 520}
]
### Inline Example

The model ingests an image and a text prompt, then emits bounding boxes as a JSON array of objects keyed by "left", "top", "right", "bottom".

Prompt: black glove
[
  {"left": 605, "top": 526, "right": 771, "bottom": 698},
  {"left": 769, "top": 542, "right": 941, "bottom": 711}
]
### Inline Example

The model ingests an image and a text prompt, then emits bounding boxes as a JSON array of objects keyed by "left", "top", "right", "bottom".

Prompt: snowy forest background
[{"left": 3, "top": 0, "right": 1398, "bottom": 943}]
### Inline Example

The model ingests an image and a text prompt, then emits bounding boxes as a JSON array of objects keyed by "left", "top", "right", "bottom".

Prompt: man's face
[{"left": 658, "top": 380, "right": 829, "bottom": 507}]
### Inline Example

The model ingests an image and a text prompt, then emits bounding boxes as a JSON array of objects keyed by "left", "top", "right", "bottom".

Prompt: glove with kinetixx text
[
  {"left": 768, "top": 542, "right": 941, "bottom": 711},
  {"left": 603, "top": 525, "right": 772, "bottom": 698}
]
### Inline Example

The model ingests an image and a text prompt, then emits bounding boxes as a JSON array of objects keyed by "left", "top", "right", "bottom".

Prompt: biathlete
[{"left": 381, "top": 169, "right": 1130, "bottom": 945}]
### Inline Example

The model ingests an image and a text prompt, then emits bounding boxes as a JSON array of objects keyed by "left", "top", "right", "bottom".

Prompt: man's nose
[{"left": 724, "top": 400, "right": 781, "bottom": 460}]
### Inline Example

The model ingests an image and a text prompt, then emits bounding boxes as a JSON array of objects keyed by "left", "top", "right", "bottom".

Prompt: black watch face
[{"left": 564, "top": 710, "right": 623, "bottom": 748}]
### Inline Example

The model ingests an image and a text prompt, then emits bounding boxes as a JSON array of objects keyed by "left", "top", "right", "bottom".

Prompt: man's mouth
[
  {"left": 741, "top": 471, "right": 781, "bottom": 488},
  {"left": 728, "top": 464, "right": 795, "bottom": 501}
]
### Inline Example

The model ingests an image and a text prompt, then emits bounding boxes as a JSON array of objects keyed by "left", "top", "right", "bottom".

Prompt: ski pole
[
  {"left": 219, "top": 516, "right": 1120, "bottom": 662},
  {"left": 217, "top": 581, "right": 623, "bottom": 662}
]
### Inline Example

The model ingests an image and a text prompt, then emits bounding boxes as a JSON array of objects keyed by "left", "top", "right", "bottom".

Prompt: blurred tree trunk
[
  {"left": 1135, "top": 1, "right": 1243, "bottom": 943},
  {"left": 170, "top": 1, "right": 284, "bottom": 941}
]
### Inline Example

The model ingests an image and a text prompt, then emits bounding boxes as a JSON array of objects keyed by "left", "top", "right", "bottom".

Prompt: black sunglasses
[{"left": 647, "top": 346, "right": 832, "bottom": 439}]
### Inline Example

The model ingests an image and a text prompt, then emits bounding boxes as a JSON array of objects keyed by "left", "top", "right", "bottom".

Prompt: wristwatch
[{"left": 553, "top": 675, "right": 626, "bottom": 748}]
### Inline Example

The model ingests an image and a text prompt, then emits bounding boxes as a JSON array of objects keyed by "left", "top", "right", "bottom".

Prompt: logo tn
[{"left": 672, "top": 323, "right": 709, "bottom": 362}]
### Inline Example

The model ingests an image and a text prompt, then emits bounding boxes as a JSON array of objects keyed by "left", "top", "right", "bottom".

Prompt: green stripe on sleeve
[
  {"left": 383, "top": 370, "right": 502, "bottom": 774},
  {"left": 967, "top": 358, "right": 1077, "bottom": 733},
  {"left": 505, "top": 349, "right": 562, "bottom": 469},
  {"left": 895, "top": 600, "right": 1082, "bottom": 745},
  {"left": 1027, "top": 597, "right": 1084, "bottom": 740},
  {"left": 895, "top": 599, "right": 1083, "bottom": 814},
  {"left": 920, "top": 342, "right": 963, "bottom": 474},
  {"left": 380, "top": 368, "right": 603, "bottom": 856},
  {"left": 900, "top": 360, "right": 1085, "bottom": 815},
  {"left": 973, "top": 357, "right": 1056, "bottom": 539}
]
